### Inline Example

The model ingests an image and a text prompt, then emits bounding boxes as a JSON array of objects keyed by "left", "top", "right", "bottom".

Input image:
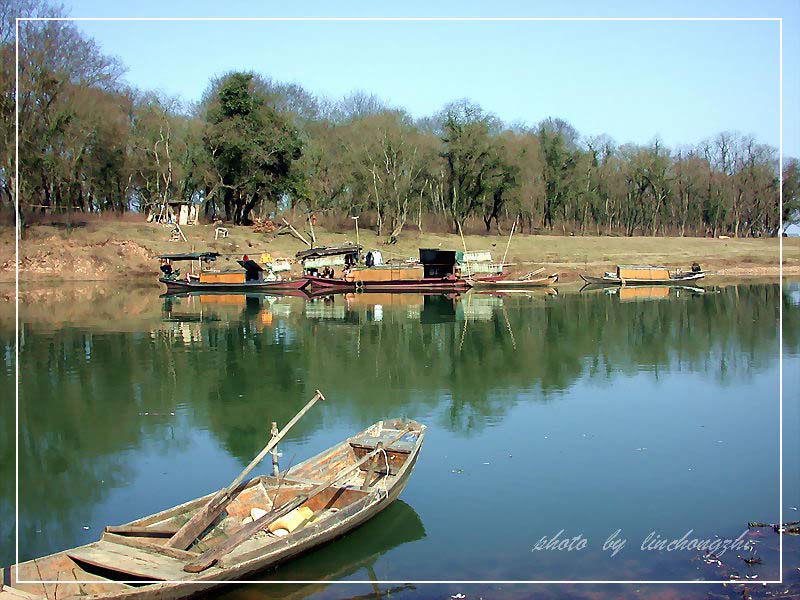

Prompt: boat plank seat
[
  {"left": 67, "top": 540, "right": 222, "bottom": 581},
  {"left": 349, "top": 429, "right": 418, "bottom": 476},
  {"left": 349, "top": 430, "right": 416, "bottom": 455}
]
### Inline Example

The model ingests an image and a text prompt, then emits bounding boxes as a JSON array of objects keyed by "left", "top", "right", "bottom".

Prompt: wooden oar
[
  {"left": 166, "top": 390, "right": 326, "bottom": 550},
  {"left": 522, "top": 267, "right": 545, "bottom": 280},
  {"left": 184, "top": 427, "right": 414, "bottom": 573}
]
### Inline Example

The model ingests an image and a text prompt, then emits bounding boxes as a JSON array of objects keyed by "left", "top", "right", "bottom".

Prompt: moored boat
[
  {"left": 2, "top": 417, "right": 426, "bottom": 600},
  {"left": 469, "top": 271, "right": 559, "bottom": 289},
  {"left": 580, "top": 264, "right": 705, "bottom": 285},
  {"left": 299, "top": 247, "right": 471, "bottom": 292},
  {"left": 158, "top": 253, "right": 307, "bottom": 293}
]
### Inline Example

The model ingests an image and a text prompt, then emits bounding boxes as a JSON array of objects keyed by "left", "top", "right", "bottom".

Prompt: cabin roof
[
  {"left": 296, "top": 244, "right": 361, "bottom": 260},
  {"left": 616, "top": 265, "right": 668, "bottom": 270},
  {"left": 157, "top": 252, "right": 220, "bottom": 261}
]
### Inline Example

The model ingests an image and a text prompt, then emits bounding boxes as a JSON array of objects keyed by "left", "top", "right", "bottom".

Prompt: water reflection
[
  {"left": 215, "top": 500, "right": 424, "bottom": 600},
  {"left": 580, "top": 282, "right": 707, "bottom": 300},
  {"left": 0, "top": 282, "right": 795, "bottom": 590}
]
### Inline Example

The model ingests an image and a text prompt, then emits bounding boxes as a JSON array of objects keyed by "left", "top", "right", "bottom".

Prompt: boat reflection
[
  {"left": 216, "top": 499, "right": 425, "bottom": 600},
  {"left": 160, "top": 288, "right": 561, "bottom": 327},
  {"left": 302, "top": 291, "right": 467, "bottom": 324},
  {"left": 580, "top": 282, "right": 706, "bottom": 301},
  {"left": 302, "top": 291, "right": 516, "bottom": 324}
]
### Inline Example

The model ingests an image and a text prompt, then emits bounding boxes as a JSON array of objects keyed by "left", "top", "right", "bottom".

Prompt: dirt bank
[{"left": 1, "top": 221, "right": 798, "bottom": 283}]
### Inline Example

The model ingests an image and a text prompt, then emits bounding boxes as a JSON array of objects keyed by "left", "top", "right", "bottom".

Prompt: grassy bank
[{"left": 1, "top": 220, "right": 798, "bottom": 283}]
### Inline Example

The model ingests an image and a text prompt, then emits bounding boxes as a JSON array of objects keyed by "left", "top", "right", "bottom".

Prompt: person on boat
[
  {"left": 159, "top": 260, "right": 174, "bottom": 278},
  {"left": 691, "top": 262, "right": 702, "bottom": 273}
]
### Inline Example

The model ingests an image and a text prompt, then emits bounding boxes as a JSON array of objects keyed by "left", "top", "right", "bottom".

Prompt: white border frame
[{"left": 13, "top": 15, "right": 785, "bottom": 587}]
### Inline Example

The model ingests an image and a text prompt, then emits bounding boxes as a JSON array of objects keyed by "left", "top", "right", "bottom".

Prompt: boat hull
[
  {"left": 470, "top": 274, "right": 559, "bottom": 288},
  {"left": 160, "top": 277, "right": 309, "bottom": 294},
  {"left": 304, "top": 275, "right": 472, "bottom": 292},
  {"left": 579, "top": 272, "right": 705, "bottom": 285}
]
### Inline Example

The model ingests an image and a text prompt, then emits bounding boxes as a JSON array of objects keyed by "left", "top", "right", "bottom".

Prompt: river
[{"left": 1, "top": 281, "right": 797, "bottom": 599}]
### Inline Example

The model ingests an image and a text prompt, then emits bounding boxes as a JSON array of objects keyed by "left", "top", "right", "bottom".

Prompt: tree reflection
[{"left": 0, "top": 283, "right": 794, "bottom": 567}]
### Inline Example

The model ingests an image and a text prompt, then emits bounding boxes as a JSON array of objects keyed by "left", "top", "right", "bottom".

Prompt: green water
[{"left": 1, "top": 281, "right": 798, "bottom": 599}]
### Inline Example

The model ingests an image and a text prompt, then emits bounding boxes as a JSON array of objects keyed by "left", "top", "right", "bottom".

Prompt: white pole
[
  {"left": 352, "top": 216, "right": 360, "bottom": 249},
  {"left": 501, "top": 219, "right": 517, "bottom": 271}
]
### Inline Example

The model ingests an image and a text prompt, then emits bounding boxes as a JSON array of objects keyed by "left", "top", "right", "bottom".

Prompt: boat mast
[{"left": 500, "top": 218, "right": 517, "bottom": 271}]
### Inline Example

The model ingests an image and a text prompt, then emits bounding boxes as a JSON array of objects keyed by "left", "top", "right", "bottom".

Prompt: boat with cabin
[
  {"left": 580, "top": 264, "right": 705, "bottom": 285},
  {"left": 299, "top": 246, "right": 472, "bottom": 292},
  {"left": 1, "top": 410, "right": 426, "bottom": 600},
  {"left": 158, "top": 252, "right": 308, "bottom": 294}
]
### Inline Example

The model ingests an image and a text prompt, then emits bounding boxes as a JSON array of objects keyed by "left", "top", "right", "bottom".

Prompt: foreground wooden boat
[
  {"left": 580, "top": 265, "right": 705, "bottom": 285},
  {"left": 2, "top": 419, "right": 426, "bottom": 600}
]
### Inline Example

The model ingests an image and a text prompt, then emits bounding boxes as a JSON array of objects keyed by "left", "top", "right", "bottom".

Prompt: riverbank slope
[{"left": 1, "top": 221, "right": 798, "bottom": 282}]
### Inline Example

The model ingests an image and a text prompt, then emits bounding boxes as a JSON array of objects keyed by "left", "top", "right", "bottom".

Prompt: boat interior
[{"left": 2, "top": 420, "right": 423, "bottom": 599}]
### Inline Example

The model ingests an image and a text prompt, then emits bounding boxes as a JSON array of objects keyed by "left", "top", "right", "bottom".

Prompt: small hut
[{"left": 148, "top": 200, "right": 198, "bottom": 226}]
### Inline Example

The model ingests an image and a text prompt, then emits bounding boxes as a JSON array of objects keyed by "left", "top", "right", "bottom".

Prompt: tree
[
  {"left": 1, "top": 2, "right": 124, "bottom": 218},
  {"left": 440, "top": 100, "right": 508, "bottom": 232},
  {"left": 349, "top": 111, "right": 430, "bottom": 241},
  {"left": 202, "top": 72, "right": 303, "bottom": 224},
  {"left": 783, "top": 158, "right": 800, "bottom": 231},
  {"left": 537, "top": 119, "right": 580, "bottom": 231}
]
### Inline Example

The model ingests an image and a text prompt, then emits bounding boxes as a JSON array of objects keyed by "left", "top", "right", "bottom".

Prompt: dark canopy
[
  {"left": 296, "top": 244, "right": 362, "bottom": 260},
  {"left": 157, "top": 252, "right": 220, "bottom": 261}
]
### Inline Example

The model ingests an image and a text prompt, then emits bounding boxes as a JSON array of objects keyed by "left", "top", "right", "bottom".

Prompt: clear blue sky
[{"left": 55, "top": 0, "right": 800, "bottom": 157}]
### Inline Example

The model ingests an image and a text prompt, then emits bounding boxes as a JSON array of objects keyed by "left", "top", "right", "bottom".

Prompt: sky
[{"left": 44, "top": 0, "right": 800, "bottom": 157}]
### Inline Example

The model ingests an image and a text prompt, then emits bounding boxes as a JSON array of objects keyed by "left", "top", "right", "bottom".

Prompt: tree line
[{"left": 2, "top": 2, "right": 798, "bottom": 240}]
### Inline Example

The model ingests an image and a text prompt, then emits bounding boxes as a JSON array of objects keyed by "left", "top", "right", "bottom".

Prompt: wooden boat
[
  {"left": 301, "top": 248, "right": 471, "bottom": 292},
  {"left": 2, "top": 418, "right": 426, "bottom": 600},
  {"left": 580, "top": 265, "right": 705, "bottom": 285},
  {"left": 158, "top": 253, "right": 308, "bottom": 294},
  {"left": 469, "top": 271, "right": 559, "bottom": 289}
]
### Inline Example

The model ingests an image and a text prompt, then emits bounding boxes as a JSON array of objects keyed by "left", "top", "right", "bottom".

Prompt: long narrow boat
[
  {"left": 2, "top": 419, "right": 426, "bottom": 600},
  {"left": 469, "top": 272, "right": 559, "bottom": 289},
  {"left": 579, "top": 265, "right": 705, "bottom": 285}
]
